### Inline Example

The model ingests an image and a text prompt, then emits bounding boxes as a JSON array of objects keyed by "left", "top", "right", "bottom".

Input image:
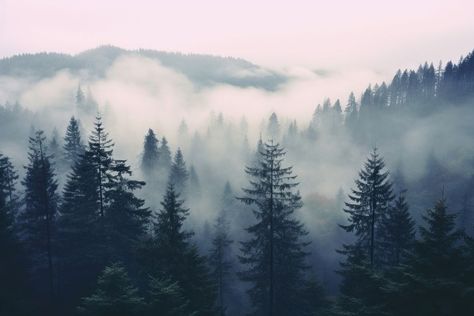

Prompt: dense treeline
[{"left": 1, "top": 50, "right": 474, "bottom": 315}]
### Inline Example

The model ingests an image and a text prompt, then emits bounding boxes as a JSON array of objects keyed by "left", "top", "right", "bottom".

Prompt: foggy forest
[{"left": 1, "top": 2, "right": 474, "bottom": 316}]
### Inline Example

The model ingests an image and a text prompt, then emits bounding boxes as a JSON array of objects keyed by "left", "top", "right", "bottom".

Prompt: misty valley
[{"left": 1, "top": 46, "right": 474, "bottom": 316}]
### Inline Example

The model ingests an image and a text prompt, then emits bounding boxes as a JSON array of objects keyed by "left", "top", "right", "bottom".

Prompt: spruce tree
[
  {"left": 341, "top": 148, "right": 394, "bottom": 268},
  {"left": 0, "top": 154, "right": 28, "bottom": 315},
  {"left": 88, "top": 115, "right": 114, "bottom": 218},
  {"left": 146, "top": 277, "right": 190, "bottom": 316},
  {"left": 168, "top": 148, "right": 189, "bottom": 195},
  {"left": 20, "top": 130, "right": 59, "bottom": 310},
  {"left": 209, "top": 209, "right": 233, "bottom": 315},
  {"left": 142, "top": 184, "right": 216, "bottom": 315},
  {"left": 77, "top": 262, "right": 144, "bottom": 316},
  {"left": 158, "top": 137, "right": 172, "bottom": 173},
  {"left": 238, "top": 140, "right": 309, "bottom": 316},
  {"left": 379, "top": 192, "right": 416, "bottom": 266},
  {"left": 63, "top": 116, "right": 84, "bottom": 167},
  {"left": 140, "top": 129, "right": 159, "bottom": 176},
  {"left": 385, "top": 199, "right": 467, "bottom": 316},
  {"left": 105, "top": 159, "right": 151, "bottom": 262},
  {"left": 59, "top": 118, "right": 150, "bottom": 308}
]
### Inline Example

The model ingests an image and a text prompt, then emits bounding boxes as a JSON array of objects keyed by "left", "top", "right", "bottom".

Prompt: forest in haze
[{"left": 1, "top": 46, "right": 474, "bottom": 316}]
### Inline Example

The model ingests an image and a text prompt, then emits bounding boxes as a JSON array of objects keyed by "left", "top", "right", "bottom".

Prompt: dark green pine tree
[
  {"left": 63, "top": 116, "right": 84, "bottom": 167},
  {"left": 140, "top": 129, "right": 159, "bottom": 176},
  {"left": 59, "top": 117, "right": 150, "bottom": 309},
  {"left": 0, "top": 154, "right": 29, "bottom": 316},
  {"left": 341, "top": 148, "right": 394, "bottom": 268},
  {"left": 143, "top": 184, "right": 216, "bottom": 315},
  {"left": 209, "top": 209, "right": 233, "bottom": 316},
  {"left": 88, "top": 115, "right": 114, "bottom": 218},
  {"left": 146, "top": 277, "right": 190, "bottom": 316},
  {"left": 58, "top": 143, "right": 103, "bottom": 307},
  {"left": 385, "top": 199, "right": 468, "bottom": 316},
  {"left": 158, "top": 137, "right": 172, "bottom": 173},
  {"left": 77, "top": 262, "right": 144, "bottom": 316},
  {"left": 168, "top": 148, "right": 189, "bottom": 195},
  {"left": 238, "top": 140, "right": 309, "bottom": 316},
  {"left": 333, "top": 246, "right": 387, "bottom": 316},
  {"left": 298, "top": 274, "right": 330, "bottom": 316},
  {"left": 104, "top": 159, "right": 151, "bottom": 262},
  {"left": 379, "top": 192, "right": 416, "bottom": 266},
  {"left": 20, "top": 130, "right": 59, "bottom": 311}
]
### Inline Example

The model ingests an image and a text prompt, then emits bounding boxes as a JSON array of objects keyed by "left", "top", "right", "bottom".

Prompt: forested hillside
[{"left": 1, "top": 48, "right": 474, "bottom": 316}]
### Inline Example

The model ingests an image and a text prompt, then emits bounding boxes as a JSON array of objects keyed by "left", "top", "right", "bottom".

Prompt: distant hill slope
[{"left": 0, "top": 45, "right": 287, "bottom": 90}]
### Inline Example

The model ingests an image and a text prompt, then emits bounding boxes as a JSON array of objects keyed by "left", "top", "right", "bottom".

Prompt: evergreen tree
[
  {"left": 63, "top": 116, "right": 84, "bottom": 167},
  {"left": 146, "top": 277, "right": 190, "bottom": 316},
  {"left": 238, "top": 140, "right": 309, "bottom": 316},
  {"left": 341, "top": 148, "right": 394, "bottom": 268},
  {"left": 345, "top": 92, "right": 358, "bottom": 133},
  {"left": 140, "top": 129, "right": 159, "bottom": 176},
  {"left": 141, "top": 184, "right": 216, "bottom": 315},
  {"left": 158, "top": 137, "right": 172, "bottom": 172},
  {"left": 168, "top": 148, "right": 189, "bottom": 195},
  {"left": 209, "top": 209, "right": 233, "bottom": 315},
  {"left": 298, "top": 275, "right": 330, "bottom": 316},
  {"left": 379, "top": 192, "right": 416, "bottom": 266},
  {"left": 104, "top": 160, "right": 151, "bottom": 262},
  {"left": 20, "top": 130, "right": 59, "bottom": 310},
  {"left": 0, "top": 154, "right": 29, "bottom": 315},
  {"left": 385, "top": 199, "right": 467, "bottom": 316},
  {"left": 88, "top": 115, "right": 114, "bottom": 218},
  {"left": 333, "top": 246, "right": 387, "bottom": 316},
  {"left": 77, "top": 263, "right": 144, "bottom": 316},
  {"left": 59, "top": 118, "right": 149, "bottom": 310},
  {"left": 267, "top": 112, "right": 280, "bottom": 139}
]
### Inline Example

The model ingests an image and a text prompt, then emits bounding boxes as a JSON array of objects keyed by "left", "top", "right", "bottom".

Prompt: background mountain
[{"left": 0, "top": 45, "right": 287, "bottom": 90}]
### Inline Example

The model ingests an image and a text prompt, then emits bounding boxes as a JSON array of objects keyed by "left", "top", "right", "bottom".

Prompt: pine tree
[
  {"left": 104, "top": 160, "right": 151, "bottom": 262},
  {"left": 168, "top": 148, "right": 189, "bottom": 195},
  {"left": 267, "top": 113, "right": 280, "bottom": 139},
  {"left": 146, "top": 277, "right": 190, "bottom": 316},
  {"left": 333, "top": 246, "right": 387, "bottom": 316},
  {"left": 209, "top": 209, "right": 233, "bottom": 315},
  {"left": 20, "top": 130, "right": 59, "bottom": 310},
  {"left": 59, "top": 118, "right": 150, "bottom": 309},
  {"left": 63, "top": 116, "right": 84, "bottom": 167},
  {"left": 158, "top": 137, "right": 172, "bottom": 173},
  {"left": 88, "top": 115, "right": 114, "bottom": 218},
  {"left": 379, "top": 192, "right": 416, "bottom": 266},
  {"left": 140, "top": 129, "right": 159, "bottom": 176},
  {"left": 141, "top": 184, "right": 216, "bottom": 315},
  {"left": 341, "top": 148, "right": 394, "bottom": 268},
  {"left": 77, "top": 262, "right": 144, "bottom": 316},
  {"left": 0, "top": 154, "right": 28, "bottom": 315},
  {"left": 345, "top": 92, "right": 358, "bottom": 133},
  {"left": 384, "top": 199, "right": 467, "bottom": 316},
  {"left": 238, "top": 140, "right": 309, "bottom": 316},
  {"left": 298, "top": 275, "right": 330, "bottom": 316}
]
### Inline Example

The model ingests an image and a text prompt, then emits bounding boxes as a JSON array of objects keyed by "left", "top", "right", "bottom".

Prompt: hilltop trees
[{"left": 238, "top": 140, "right": 310, "bottom": 316}]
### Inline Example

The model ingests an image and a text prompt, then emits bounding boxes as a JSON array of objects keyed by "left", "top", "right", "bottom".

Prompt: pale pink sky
[{"left": 1, "top": 0, "right": 473, "bottom": 71}]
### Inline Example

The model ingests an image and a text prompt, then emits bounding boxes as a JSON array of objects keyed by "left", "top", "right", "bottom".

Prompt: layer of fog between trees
[{"left": 1, "top": 50, "right": 474, "bottom": 295}]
